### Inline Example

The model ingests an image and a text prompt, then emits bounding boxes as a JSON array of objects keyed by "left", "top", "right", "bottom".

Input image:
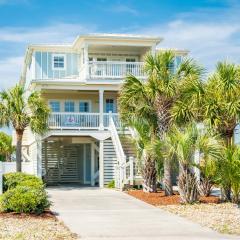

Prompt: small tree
[
  {"left": 0, "top": 132, "right": 14, "bottom": 161},
  {"left": 0, "top": 85, "right": 50, "bottom": 172},
  {"left": 165, "top": 123, "right": 222, "bottom": 203},
  {"left": 216, "top": 146, "right": 240, "bottom": 203}
]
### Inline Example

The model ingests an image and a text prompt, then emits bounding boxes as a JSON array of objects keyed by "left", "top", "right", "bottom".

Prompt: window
[
  {"left": 126, "top": 58, "right": 136, "bottom": 62},
  {"left": 49, "top": 101, "right": 60, "bottom": 112},
  {"left": 97, "top": 57, "right": 107, "bottom": 61},
  {"left": 64, "top": 101, "right": 75, "bottom": 112},
  {"left": 88, "top": 57, "right": 93, "bottom": 62},
  {"left": 79, "top": 101, "right": 90, "bottom": 112},
  {"left": 52, "top": 54, "right": 66, "bottom": 70},
  {"left": 126, "top": 58, "right": 136, "bottom": 73},
  {"left": 106, "top": 99, "right": 114, "bottom": 113}
]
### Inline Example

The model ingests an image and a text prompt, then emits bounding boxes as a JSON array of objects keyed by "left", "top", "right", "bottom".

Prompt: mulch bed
[
  {"left": 127, "top": 189, "right": 220, "bottom": 206},
  {"left": 0, "top": 210, "right": 55, "bottom": 219}
]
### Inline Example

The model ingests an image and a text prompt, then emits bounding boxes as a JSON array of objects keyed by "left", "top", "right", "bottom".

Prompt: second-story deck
[
  {"left": 48, "top": 112, "right": 121, "bottom": 130},
  {"left": 87, "top": 61, "right": 145, "bottom": 79}
]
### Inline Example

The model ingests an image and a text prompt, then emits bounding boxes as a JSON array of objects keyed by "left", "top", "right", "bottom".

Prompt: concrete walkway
[{"left": 47, "top": 186, "right": 238, "bottom": 240}]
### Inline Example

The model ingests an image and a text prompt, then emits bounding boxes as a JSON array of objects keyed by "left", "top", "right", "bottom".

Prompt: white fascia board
[
  {"left": 31, "top": 81, "right": 121, "bottom": 91},
  {"left": 157, "top": 48, "right": 189, "bottom": 55}
]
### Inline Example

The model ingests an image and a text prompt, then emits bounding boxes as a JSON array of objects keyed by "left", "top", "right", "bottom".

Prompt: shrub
[
  {"left": 0, "top": 185, "right": 50, "bottom": 214},
  {"left": 3, "top": 172, "right": 43, "bottom": 192},
  {"left": 107, "top": 180, "right": 115, "bottom": 188}
]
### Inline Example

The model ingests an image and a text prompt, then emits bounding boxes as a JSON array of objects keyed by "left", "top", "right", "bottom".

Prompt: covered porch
[{"left": 41, "top": 89, "right": 121, "bottom": 130}]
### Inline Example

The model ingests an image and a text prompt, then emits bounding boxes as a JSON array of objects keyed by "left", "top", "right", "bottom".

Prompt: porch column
[
  {"left": 37, "top": 139, "right": 42, "bottom": 178},
  {"left": 84, "top": 43, "right": 89, "bottom": 79},
  {"left": 99, "top": 140, "right": 104, "bottom": 188},
  {"left": 91, "top": 142, "right": 95, "bottom": 186},
  {"left": 99, "top": 89, "right": 104, "bottom": 130}
]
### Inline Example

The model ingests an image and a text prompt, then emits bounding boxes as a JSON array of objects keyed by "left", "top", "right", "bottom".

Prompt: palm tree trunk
[
  {"left": 16, "top": 129, "right": 23, "bottom": 172},
  {"left": 163, "top": 159, "right": 173, "bottom": 196},
  {"left": 142, "top": 156, "right": 157, "bottom": 193},
  {"left": 221, "top": 185, "right": 231, "bottom": 202}
]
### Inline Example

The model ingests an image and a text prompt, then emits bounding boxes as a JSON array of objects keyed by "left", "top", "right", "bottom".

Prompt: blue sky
[{"left": 0, "top": 0, "right": 240, "bottom": 133}]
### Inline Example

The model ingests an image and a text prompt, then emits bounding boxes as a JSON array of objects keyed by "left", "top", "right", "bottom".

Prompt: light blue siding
[{"left": 35, "top": 51, "right": 79, "bottom": 79}]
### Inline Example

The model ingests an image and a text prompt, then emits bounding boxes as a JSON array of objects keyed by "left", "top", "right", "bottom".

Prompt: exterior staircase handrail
[{"left": 109, "top": 114, "right": 126, "bottom": 189}]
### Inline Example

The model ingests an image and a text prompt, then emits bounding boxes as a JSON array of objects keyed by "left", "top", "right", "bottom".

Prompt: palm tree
[
  {"left": 127, "top": 118, "right": 159, "bottom": 192},
  {"left": 216, "top": 146, "right": 240, "bottom": 203},
  {"left": 0, "top": 85, "right": 50, "bottom": 172},
  {"left": 165, "top": 123, "right": 222, "bottom": 203},
  {"left": 119, "top": 50, "right": 203, "bottom": 195},
  {"left": 0, "top": 132, "right": 15, "bottom": 161},
  {"left": 173, "top": 61, "right": 240, "bottom": 200}
]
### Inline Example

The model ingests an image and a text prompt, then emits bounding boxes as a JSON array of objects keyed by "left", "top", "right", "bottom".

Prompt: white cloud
[{"left": 0, "top": 56, "right": 23, "bottom": 90}]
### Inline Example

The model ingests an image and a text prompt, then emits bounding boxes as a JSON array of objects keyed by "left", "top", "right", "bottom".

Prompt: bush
[
  {"left": 3, "top": 172, "right": 43, "bottom": 192},
  {"left": 107, "top": 180, "right": 115, "bottom": 188},
  {"left": 0, "top": 185, "right": 50, "bottom": 214}
]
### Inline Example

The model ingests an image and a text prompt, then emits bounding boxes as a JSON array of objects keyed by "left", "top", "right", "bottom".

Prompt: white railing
[
  {"left": 109, "top": 116, "right": 126, "bottom": 189},
  {"left": 48, "top": 112, "right": 121, "bottom": 129},
  {"left": 48, "top": 112, "right": 100, "bottom": 129},
  {"left": 103, "top": 113, "right": 121, "bottom": 128},
  {"left": 88, "top": 61, "right": 146, "bottom": 79}
]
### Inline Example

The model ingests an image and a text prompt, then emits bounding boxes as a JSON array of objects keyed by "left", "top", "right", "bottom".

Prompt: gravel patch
[
  {"left": 159, "top": 203, "right": 240, "bottom": 235},
  {"left": 0, "top": 213, "right": 78, "bottom": 240}
]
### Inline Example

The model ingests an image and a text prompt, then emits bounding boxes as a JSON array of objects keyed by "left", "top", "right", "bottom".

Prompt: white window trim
[
  {"left": 79, "top": 100, "right": 92, "bottom": 112},
  {"left": 52, "top": 54, "right": 66, "bottom": 70}
]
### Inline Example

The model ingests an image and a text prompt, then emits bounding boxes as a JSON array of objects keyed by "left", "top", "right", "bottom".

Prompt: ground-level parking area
[{"left": 47, "top": 186, "right": 238, "bottom": 240}]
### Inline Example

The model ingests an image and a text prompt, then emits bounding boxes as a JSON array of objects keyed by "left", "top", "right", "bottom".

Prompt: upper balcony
[{"left": 82, "top": 61, "right": 146, "bottom": 80}]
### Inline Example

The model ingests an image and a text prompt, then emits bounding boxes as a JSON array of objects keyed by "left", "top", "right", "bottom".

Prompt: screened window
[
  {"left": 79, "top": 101, "right": 90, "bottom": 112},
  {"left": 49, "top": 101, "right": 60, "bottom": 112},
  {"left": 126, "top": 58, "right": 136, "bottom": 62},
  {"left": 53, "top": 54, "right": 65, "bottom": 69},
  {"left": 97, "top": 57, "right": 107, "bottom": 61},
  {"left": 64, "top": 101, "right": 75, "bottom": 112},
  {"left": 106, "top": 99, "right": 114, "bottom": 113}
]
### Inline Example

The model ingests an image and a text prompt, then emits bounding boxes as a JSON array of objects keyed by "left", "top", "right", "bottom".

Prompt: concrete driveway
[{"left": 47, "top": 186, "right": 238, "bottom": 240}]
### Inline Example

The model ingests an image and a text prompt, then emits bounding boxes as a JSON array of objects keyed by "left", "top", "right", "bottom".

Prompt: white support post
[
  {"left": 99, "top": 89, "right": 104, "bottom": 130},
  {"left": 36, "top": 138, "right": 42, "bottom": 178},
  {"left": 91, "top": 142, "right": 95, "bottom": 186},
  {"left": 129, "top": 157, "right": 134, "bottom": 185},
  {"left": 84, "top": 43, "right": 89, "bottom": 79},
  {"left": 0, "top": 161, "right": 3, "bottom": 194},
  {"left": 99, "top": 140, "right": 104, "bottom": 188}
]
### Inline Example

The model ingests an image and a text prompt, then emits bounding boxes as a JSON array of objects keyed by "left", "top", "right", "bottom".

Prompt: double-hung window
[
  {"left": 106, "top": 99, "right": 114, "bottom": 113},
  {"left": 79, "top": 101, "right": 90, "bottom": 112},
  {"left": 64, "top": 101, "right": 75, "bottom": 112},
  {"left": 49, "top": 101, "right": 60, "bottom": 112},
  {"left": 52, "top": 54, "right": 66, "bottom": 70}
]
